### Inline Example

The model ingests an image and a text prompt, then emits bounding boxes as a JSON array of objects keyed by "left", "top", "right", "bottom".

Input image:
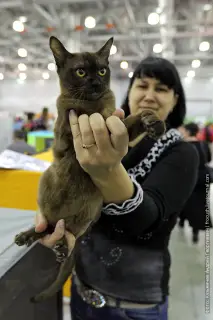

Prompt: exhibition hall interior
[{"left": 0, "top": 0, "right": 213, "bottom": 319}]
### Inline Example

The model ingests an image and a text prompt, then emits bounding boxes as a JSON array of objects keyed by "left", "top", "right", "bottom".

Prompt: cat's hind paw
[{"left": 15, "top": 232, "right": 35, "bottom": 247}]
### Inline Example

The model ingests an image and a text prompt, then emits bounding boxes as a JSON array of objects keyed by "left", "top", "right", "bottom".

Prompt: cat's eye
[
  {"left": 76, "top": 69, "right": 86, "bottom": 77},
  {"left": 98, "top": 68, "right": 107, "bottom": 76}
]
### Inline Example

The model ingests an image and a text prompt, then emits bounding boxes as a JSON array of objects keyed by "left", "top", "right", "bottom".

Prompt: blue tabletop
[{"left": 27, "top": 131, "right": 54, "bottom": 137}]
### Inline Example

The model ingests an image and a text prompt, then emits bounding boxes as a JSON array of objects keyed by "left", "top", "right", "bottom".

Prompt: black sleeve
[{"left": 102, "top": 142, "right": 199, "bottom": 236}]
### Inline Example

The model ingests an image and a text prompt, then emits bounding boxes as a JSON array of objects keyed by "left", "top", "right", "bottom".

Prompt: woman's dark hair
[
  {"left": 121, "top": 56, "right": 186, "bottom": 128},
  {"left": 184, "top": 122, "right": 199, "bottom": 136}
]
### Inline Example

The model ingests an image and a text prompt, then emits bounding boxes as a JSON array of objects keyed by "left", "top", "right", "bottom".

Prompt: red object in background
[
  {"left": 197, "top": 127, "right": 213, "bottom": 142},
  {"left": 75, "top": 25, "right": 84, "bottom": 31},
  {"left": 46, "top": 27, "right": 55, "bottom": 32},
  {"left": 106, "top": 23, "right": 115, "bottom": 29},
  {"left": 197, "top": 130, "right": 204, "bottom": 141}
]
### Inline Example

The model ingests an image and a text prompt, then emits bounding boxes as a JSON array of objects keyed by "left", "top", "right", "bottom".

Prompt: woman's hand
[
  {"left": 35, "top": 211, "right": 76, "bottom": 252},
  {"left": 69, "top": 109, "right": 129, "bottom": 180}
]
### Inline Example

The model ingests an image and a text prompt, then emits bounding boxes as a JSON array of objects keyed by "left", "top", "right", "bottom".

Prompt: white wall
[
  {"left": 183, "top": 79, "right": 213, "bottom": 120},
  {"left": 0, "top": 78, "right": 213, "bottom": 119},
  {"left": 0, "top": 79, "right": 128, "bottom": 114},
  {"left": 0, "top": 111, "right": 13, "bottom": 151}
]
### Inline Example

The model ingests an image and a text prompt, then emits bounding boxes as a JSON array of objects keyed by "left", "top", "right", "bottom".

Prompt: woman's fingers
[
  {"left": 106, "top": 115, "right": 129, "bottom": 153},
  {"left": 112, "top": 109, "right": 125, "bottom": 120},
  {"left": 65, "top": 231, "right": 76, "bottom": 253},
  {"left": 89, "top": 113, "right": 111, "bottom": 151},
  {"left": 78, "top": 114, "right": 96, "bottom": 147},
  {"left": 69, "top": 110, "right": 83, "bottom": 154},
  {"left": 35, "top": 210, "right": 48, "bottom": 233},
  {"left": 39, "top": 219, "right": 65, "bottom": 248}
]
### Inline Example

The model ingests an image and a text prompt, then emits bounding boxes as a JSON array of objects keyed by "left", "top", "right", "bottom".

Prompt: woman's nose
[{"left": 144, "top": 89, "right": 155, "bottom": 101}]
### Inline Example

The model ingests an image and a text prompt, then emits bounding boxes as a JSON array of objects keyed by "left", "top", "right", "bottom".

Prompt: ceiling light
[
  {"left": 18, "top": 48, "right": 27, "bottom": 57},
  {"left": 42, "top": 72, "right": 50, "bottom": 79},
  {"left": 19, "top": 72, "right": 27, "bottom": 80},
  {"left": 0, "top": 73, "right": 4, "bottom": 80},
  {"left": 187, "top": 70, "right": 195, "bottom": 78},
  {"left": 84, "top": 16, "right": 96, "bottom": 29},
  {"left": 199, "top": 41, "right": 210, "bottom": 51},
  {"left": 191, "top": 59, "right": 201, "bottom": 68},
  {"left": 120, "top": 61, "right": 128, "bottom": 69},
  {"left": 156, "top": 7, "right": 162, "bottom": 14},
  {"left": 148, "top": 13, "right": 160, "bottom": 25},
  {"left": 153, "top": 43, "right": 163, "bottom": 53},
  {"left": 19, "top": 16, "right": 27, "bottom": 23},
  {"left": 110, "top": 45, "right": 117, "bottom": 55},
  {"left": 13, "top": 20, "right": 24, "bottom": 32},
  {"left": 203, "top": 4, "right": 212, "bottom": 11},
  {"left": 18, "top": 63, "right": 27, "bottom": 71},
  {"left": 48, "top": 63, "right": 56, "bottom": 71},
  {"left": 128, "top": 71, "right": 133, "bottom": 78}
]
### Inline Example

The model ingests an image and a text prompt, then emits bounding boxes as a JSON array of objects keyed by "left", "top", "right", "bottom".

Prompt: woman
[
  {"left": 178, "top": 122, "right": 212, "bottom": 243},
  {"left": 35, "top": 57, "right": 199, "bottom": 320}
]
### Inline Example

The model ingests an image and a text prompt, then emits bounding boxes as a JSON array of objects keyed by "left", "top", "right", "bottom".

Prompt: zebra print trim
[{"left": 102, "top": 174, "right": 143, "bottom": 215}]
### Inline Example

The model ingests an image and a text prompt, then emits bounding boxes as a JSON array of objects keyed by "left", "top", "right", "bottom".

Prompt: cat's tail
[{"left": 31, "top": 243, "right": 77, "bottom": 303}]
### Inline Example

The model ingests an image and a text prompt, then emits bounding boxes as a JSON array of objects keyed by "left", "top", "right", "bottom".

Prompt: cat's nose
[{"left": 91, "top": 79, "right": 100, "bottom": 87}]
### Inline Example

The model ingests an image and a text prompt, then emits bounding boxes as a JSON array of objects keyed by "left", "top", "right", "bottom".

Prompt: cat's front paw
[
  {"left": 141, "top": 111, "right": 165, "bottom": 139},
  {"left": 15, "top": 232, "right": 35, "bottom": 247}
]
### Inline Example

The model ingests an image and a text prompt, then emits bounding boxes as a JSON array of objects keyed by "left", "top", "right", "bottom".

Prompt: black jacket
[{"left": 75, "top": 129, "right": 199, "bottom": 303}]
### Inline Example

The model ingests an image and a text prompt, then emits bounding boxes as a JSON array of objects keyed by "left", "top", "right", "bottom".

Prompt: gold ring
[{"left": 82, "top": 143, "right": 95, "bottom": 148}]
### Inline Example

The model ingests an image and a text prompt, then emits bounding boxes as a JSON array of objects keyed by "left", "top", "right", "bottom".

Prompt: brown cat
[{"left": 14, "top": 36, "right": 165, "bottom": 303}]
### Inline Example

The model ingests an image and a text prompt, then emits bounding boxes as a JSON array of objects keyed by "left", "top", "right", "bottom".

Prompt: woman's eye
[
  {"left": 98, "top": 68, "right": 107, "bottom": 76},
  {"left": 156, "top": 87, "right": 167, "bottom": 92},
  {"left": 76, "top": 69, "right": 86, "bottom": 77}
]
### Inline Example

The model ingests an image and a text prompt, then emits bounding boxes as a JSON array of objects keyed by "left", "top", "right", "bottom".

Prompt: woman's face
[{"left": 128, "top": 77, "right": 178, "bottom": 121}]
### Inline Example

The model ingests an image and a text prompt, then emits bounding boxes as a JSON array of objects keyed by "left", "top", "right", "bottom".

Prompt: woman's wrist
[
  {"left": 91, "top": 163, "right": 134, "bottom": 203},
  {"left": 90, "top": 163, "right": 120, "bottom": 184}
]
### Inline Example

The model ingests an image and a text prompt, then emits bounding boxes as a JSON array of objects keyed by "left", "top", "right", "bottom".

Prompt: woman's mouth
[{"left": 139, "top": 106, "right": 159, "bottom": 112}]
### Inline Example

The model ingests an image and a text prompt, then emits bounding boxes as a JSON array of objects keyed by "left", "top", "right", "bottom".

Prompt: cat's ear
[
  {"left": 49, "top": 36, "right": 69, "bottom": 67},
  {"left": 97, "top": 37, "right": 114, "bottom": 59}
]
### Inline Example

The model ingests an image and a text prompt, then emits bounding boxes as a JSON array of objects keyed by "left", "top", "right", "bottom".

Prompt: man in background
[{"left": 7, "top": 130, "right": 36, "bottom": 155}]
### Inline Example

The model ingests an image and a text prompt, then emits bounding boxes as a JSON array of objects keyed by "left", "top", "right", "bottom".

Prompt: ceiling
[{"left": 1, "top": 0, "right": 213, "bottom": 81}]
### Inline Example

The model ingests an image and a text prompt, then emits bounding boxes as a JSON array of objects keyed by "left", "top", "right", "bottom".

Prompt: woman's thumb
[
  {"left": 112, "top": 109, "right": 125, "bottom": 120},
  {"left": 35, "top": 210, "right": 48, "bottom": 232}
]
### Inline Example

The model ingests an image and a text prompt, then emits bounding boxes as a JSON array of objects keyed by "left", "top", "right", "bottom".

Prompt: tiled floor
[{"left": 63, "top": 186, "right": 213, "bottom": 320}]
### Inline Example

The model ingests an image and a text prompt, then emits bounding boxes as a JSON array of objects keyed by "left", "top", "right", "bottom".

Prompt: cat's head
[{"left": 49, "top": 36, "right": 113, "bottom": 101}]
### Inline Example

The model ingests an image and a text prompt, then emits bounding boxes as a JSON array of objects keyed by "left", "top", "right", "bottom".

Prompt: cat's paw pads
[
  {"left": 15, "top": 233, "right": 28, "bottom": 246},
  {"left": 15, "top": 233, "right": 35, "bottom": 247}
]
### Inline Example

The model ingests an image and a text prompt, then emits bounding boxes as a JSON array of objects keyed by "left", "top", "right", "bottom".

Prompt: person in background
[
  {"left": 178, "top": 122, "right": 212, "bottom": 243},
  {"left": 35, "top": 107, "right": 49, "bottom": 130},
  {"left": 204, "top": 123, "right": 213, "bottom": 144},
  {"left": 22, "top": 112, "right": 36, "bottom": 134},
  {"left": 35, "top": 56, "right": 199, "bottom": 320},
  {"left": 7, "top": 130, "right": 36, "bottom": 155},
  {"left": 177, "top": 124, "right": 187, "bottom": 138}
]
